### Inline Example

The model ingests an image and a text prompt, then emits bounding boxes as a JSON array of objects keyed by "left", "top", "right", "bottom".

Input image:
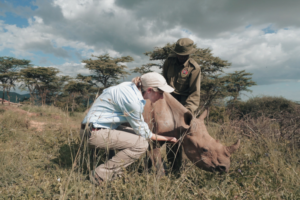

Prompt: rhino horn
[
  {"left": 198, "top": 109, "right": 208, "bottom": 121},
  {"left": 226, "top": 139, "right": 240, "bottom": 154}
]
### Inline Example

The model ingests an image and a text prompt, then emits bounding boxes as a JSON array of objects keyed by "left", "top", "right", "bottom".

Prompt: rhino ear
[
  {"left": 198, "top": 109, "right": 208, "bottom": 121},
  {"left": 184, "top": 112, "right": 193, "bottom": 126},
  {"left": 226, "top": 139, "right": 240, "bottom": 154}
]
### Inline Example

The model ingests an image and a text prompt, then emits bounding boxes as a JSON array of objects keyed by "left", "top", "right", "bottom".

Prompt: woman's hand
[
  {"left": 150, "top": 134, "right": 178, "bottom": 143},
  {"left": 169, "top": 137, "right": 178, "bottom": 143}
]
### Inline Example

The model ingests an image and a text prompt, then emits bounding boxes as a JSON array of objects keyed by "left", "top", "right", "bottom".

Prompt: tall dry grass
[{"left": 0, "top": 104, "right": 299, "bottom": 199}]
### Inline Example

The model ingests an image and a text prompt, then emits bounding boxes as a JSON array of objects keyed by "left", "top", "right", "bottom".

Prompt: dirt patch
[
  {"left": 1, "top": 104, "right": 78, "bottom": 132},
  {"left": 52, "top": 114, "right": 62, "bottom": 120},
  {"left": 30, "top": 121, "right": 46, "bottom": 132},
  {"left": 1, "top": 105, "right": 40, "bottom": 117}
]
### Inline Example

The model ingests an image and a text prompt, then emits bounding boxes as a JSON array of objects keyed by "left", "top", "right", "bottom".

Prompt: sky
[{"left": 0, "top": 0, "right": 300, "bottom": 101}]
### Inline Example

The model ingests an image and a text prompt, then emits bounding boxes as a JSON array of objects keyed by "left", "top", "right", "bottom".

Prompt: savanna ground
[{"left": 0, "top": 99, "right": 299, "bottom": 199}]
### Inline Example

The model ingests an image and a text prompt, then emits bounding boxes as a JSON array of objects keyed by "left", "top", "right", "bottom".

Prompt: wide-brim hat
[
  {"left": 141, "top": 72, "right": 174, "bottom": 93},
  {"left": 172, "top": 38, "right": 196, "bottom": 55}
]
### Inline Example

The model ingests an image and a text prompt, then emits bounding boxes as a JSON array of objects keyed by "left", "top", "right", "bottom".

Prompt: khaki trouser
[{"left": 80, "top": 125, "right": 149, "bottom": 181}]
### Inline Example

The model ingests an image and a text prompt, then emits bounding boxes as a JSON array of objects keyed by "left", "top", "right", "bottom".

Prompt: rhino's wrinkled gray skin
[{"left": 143, "top": 93, "right": 240, "bottom": 173}]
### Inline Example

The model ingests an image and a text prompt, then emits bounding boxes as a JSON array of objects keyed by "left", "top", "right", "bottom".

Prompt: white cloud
[
  {"left": 190, "top": 27, "right": 300, "bottom": 84},
  {"left": 53, "top": 0, "right": 116, "bottom": 19},
  {"left": 50, "top": 62, "right": 89, "bottom": 76},
  {"left": 1, "top": 0, "right": 300, "bottom": 88}
]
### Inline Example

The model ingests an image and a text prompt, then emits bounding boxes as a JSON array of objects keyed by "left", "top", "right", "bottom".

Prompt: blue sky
[
  {"left": 0, "top": 12, "right": 28, "bottom": 27},
  {"left": 1, "top": 0, "right": 300, "bottom": 101}
]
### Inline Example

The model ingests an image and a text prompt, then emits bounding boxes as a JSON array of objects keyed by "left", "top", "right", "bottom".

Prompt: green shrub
[
  {"left": 208, "top": 106, "right": 229, "bottom": 123},
  {"left": 226, "top": 96, "right": 300, "bottom": 148},
  {"left": 228, "top": 96, "right": 298, "bottom": 119}
]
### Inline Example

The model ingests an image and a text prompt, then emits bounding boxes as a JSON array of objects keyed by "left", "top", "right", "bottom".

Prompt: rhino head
[
  {"left": 182, "top": 110, "right": 240, "bottom": 173},
  {"left": 147, "top": 93, "right": 240, "bottom": 173}
]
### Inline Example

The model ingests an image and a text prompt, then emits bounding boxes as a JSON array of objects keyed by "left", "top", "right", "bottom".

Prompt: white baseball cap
[{"left": 141, "top": 72, "right": 174, "bottom": 93}]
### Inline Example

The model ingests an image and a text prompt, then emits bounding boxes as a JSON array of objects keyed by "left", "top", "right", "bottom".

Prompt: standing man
[
  {"left": 162, "top": 38, "right": 201, "bottom": 114},
  {"left": 162, "top": 38, "right": 201, "bottom": 172}
]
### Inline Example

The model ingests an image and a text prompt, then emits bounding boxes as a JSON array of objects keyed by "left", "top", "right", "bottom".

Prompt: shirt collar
[
  {"left": 176, "top": 57, "right": 191, "bottom": 68},
  {"left": 131, "top": 83, "right": 145, "bottom": 102}
]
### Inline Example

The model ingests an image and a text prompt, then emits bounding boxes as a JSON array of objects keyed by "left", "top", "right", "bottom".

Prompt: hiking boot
[{"left": 89, "top": 170, "right": 103, "bottom": 186}]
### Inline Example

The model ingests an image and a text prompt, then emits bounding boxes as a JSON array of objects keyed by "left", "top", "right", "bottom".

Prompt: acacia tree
[
  {"left": 81, "top": 54, "right": 133, "bottom": 91},
  {"left": 76, "top": 74, "right": 98, "bottom": 108},
  {"left": 199, "top": 72, "right": 256, "bottom": 119},
  {"left": 19, "top": 67, "right": 60, "bottom": 105},
  {"left": 0, "top": 72, "right": 19, "bottom": 105},
  {"left": 131, "top": 63, "right": 156, "bottom": 75},
  {"left": 198, "top": 75, "right": 230, "bottom": 116},
  {"left": 63, "top": 80, "right": 95, "bottom": 112},
  {"left": 48, "top": 75, "right": 71, "bottom": 106},
  {"left": 226, "top": 70, "right": 257, "bottom": 101},
  {"left": 0, "top": 57, "right": 31, "bottom": 104}
]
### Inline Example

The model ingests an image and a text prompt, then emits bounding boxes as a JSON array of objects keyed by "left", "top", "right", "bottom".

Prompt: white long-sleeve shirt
[{"left": 82, "top": 82, "right": 152, "bottom": 139}]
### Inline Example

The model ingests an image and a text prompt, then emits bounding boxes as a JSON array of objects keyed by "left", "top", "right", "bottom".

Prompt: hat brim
[
  {"left": 172, "top": 48, "right": 196, "bottom": 56},
  {"left": 158, "top": 84, "right": 174, "bottom": 93}
]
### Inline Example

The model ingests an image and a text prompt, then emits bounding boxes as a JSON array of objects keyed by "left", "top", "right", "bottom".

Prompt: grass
[{"left": 0, "top": 104, "right": 299, "bottom": 199}]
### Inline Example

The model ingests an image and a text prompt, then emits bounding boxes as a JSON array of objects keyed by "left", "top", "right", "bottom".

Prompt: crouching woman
[{"left": 80, "top": 72, "right": 177, "bottom": 185}]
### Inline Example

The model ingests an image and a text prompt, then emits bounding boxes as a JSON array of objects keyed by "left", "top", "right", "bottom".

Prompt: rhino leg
[
  {"left": 146, "top": 142, "right": 165, "bottom": 177},
  {"left": 166, "top": 143, "right": 182, "bottom": 172}
]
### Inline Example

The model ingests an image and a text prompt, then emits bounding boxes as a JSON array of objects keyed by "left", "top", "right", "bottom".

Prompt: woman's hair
[
  {"left": 132, "top": 77, "right": 143, "bottom": 92},
  {"left": 132, "top": 76, "right": 160, "bottom": 93}
]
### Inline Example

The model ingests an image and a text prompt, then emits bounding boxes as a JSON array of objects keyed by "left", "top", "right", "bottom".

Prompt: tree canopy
[
  {"left": 144, "top": 43, "right": 230, "bottom": 76},
  {"left": 0, "top": 57, "right": 31, "bottom": 73},
  {"left": 226, "top": 70, "right": 257, "bottom": 101},
  {"left": 81, "top": 54, "right": 133, "bottom": 89},
  {"left": 0, "top": 57, "right": 31, "bottom": 104},
  {"left": 19, "top": 67, "right": 60, "bottom": 105}
]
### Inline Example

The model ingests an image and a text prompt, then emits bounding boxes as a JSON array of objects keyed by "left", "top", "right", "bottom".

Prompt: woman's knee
[{"left": 135, "top": 138, "right": 149, "bottom": 152}]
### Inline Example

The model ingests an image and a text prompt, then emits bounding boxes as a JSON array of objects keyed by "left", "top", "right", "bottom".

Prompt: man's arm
[
  {"left": 185, "top": 66, "right": 201, "bottom": 113},
  {"left": 162, "top": 58, "right": 170, "bottom": 81}
]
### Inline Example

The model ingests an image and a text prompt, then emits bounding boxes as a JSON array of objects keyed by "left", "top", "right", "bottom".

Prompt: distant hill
[{"left": 0, "top": 91, "right": 30, "bottom": 103}]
